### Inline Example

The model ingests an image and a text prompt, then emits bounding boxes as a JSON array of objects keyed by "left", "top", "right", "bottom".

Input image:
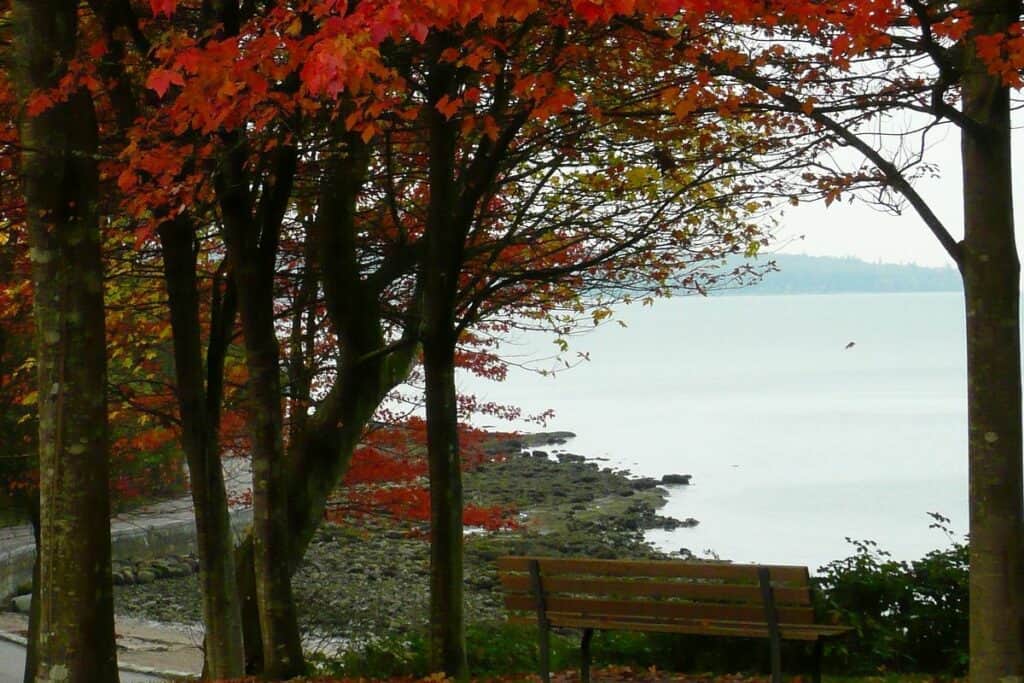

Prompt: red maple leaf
[
  {"left": 149, "top": 0, "right": 177, "bottom": 17},
  {"left": 145, "top": 68, "right": 185, "bottom": 98}
]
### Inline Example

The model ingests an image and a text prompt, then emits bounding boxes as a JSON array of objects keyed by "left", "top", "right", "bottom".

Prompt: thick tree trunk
[
  {"left": 13, "top": 1, "right": 118, "bottom": 681},
  {"left": 159, "top": 221, "right": 245, "bottom": 679},
  {"left": 961, "top": 3, "right": 1024, "bottom": 678}
]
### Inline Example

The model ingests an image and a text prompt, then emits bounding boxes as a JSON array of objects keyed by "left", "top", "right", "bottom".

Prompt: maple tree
[{"left": 123, "top": 3, "right": 773, "bottom": 676}]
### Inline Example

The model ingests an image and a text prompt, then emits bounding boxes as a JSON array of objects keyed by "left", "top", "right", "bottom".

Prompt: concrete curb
[
  {"left": 0, "top": 628, "right": 196, "bottom": 680},
  {"left": 0, "top": 504, "right": 254, "bottom": 681},
  {"left": 1, "top": 506, "right": 253, "bottom": 604}
]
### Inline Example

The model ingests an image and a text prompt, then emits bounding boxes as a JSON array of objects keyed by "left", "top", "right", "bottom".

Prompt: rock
[
  {"left": 13, "top": 581, "right": 32, "bottom": 596},
  {"left": 484, "top": 439, "right": 522, "bottom": 454},
  {"left": 661, "top": 474, "right": 692, "bottom": 485},
  {"left": 109, "top": 430, "right": 680, "bottom": 640},
  {"left": 10, "top": 594, "right": 31, "bottom": 613},
  {"left": 150, "top": 561, "right": 173, "bottom": 578},
  {"left": 531, "top": 450, "right": 549, "bottom": 458},
  {"left": 136, "top": 570, "right": 157, "bottom": 584},
  {"left": 170, "top": 562, "right": 192, "bottom": 578}
]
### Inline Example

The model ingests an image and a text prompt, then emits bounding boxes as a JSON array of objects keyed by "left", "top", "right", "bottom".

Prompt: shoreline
[{"left": 109, "top": 431, "right": 698, "bottom": 641}]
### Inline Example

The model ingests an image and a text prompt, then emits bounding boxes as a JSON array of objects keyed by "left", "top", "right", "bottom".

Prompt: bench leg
[
  {"left": 538, "top": 621, "right": 551, "bottom": 683},
  {"left": 580, "top": 628, "right": 594, "bottom": 683},
  {"left": 768, "top": 633, "right": 782, "bottom": 683},
  {"left": 812, "top": 639, "right": 823, "bottom": 683}
]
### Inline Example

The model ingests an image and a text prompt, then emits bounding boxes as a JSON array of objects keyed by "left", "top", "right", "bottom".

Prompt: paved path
[
  {"left": 0, "top": 458, "right": 253, "bottom": 681},
  {"left": 0, "top": 639, "right": 165, "bottom": 683}
]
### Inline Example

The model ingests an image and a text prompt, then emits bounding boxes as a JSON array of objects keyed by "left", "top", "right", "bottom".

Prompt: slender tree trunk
[
  {"left": 422, "top": 334, "right": 467, "bottom": 680},
  {"left": 960, "top": 2, "right": 1024, "bottom": 679},
  {"left": 234, "top": 127, "right": 419, "bottom": 674},
  {"left": 159, "top": 221, "right": 245, "bottom": 679},
  {"left": 13, "top": 2, "right": 117, "bottom": 680},
  {"left": 422, "top": 39, "right": 469, "bottom": 680},
  {"left": 220, "top": 143, "right": 305, "bottom": 678},
  {"left": 236, "top": 284, "right": 304, "bottom": 678},
  {"left": 236, "top": 330, "right": 419, "bottom": 672}
]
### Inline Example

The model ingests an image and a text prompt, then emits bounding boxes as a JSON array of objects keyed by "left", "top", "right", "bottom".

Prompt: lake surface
[{"left": 457, "top": 292, "right": 971, "bottom": 572}]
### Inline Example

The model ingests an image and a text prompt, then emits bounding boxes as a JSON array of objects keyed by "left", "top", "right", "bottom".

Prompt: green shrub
[
  {"left": 308, "top": 632, "right": 430, "bottom": 679},
  {"left": 813, "top": 514, "right": 968, "bottom": 675},
  {"left": 308, "top": 623, "right": 578, "bottom": 679}
]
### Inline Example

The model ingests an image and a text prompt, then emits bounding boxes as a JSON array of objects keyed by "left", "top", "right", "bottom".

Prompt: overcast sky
[{"left": 768, "top": 121, "right": 1024, "bottom": 269}]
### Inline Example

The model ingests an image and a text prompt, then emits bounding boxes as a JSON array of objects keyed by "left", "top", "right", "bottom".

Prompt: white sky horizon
[{"left": 762, "top": 117, "right": 1024, "bottom": 269}]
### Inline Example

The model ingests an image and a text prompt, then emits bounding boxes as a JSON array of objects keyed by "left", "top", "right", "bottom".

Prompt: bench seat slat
[
  {"left": 508, "top": 614, "right": 850, "bottom": 641},
  {"left": 504, "top": 594, "right": 816, "bottom": 625},
  {"left": 498, "top": 556, "right": 809, "bottom": 584},
  {"left": 499, "top": 574, "right": 811, "bottom": 606}
]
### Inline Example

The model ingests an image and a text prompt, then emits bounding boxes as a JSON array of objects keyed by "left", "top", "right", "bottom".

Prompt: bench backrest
[{"left": 497, "top": 556, "right": 816, "bottom": 627}]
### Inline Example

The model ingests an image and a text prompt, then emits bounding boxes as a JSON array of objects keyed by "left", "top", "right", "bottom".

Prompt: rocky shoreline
[{"left": 111, "top": 432, "right": 696, "bottom": 641}]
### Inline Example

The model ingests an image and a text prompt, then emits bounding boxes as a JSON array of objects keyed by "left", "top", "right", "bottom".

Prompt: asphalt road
[{"left": 0, "top": 640, "right": 163, "bottom": 683}]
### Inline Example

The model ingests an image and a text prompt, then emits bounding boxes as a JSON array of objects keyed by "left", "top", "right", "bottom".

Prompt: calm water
[{"left": 457, "top": 292, "right": 971, "bottom": 571}]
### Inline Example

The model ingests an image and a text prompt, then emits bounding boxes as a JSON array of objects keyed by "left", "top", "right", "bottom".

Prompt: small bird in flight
[{"left": 844, "top": 341, "right": 856, "bottom": 350}]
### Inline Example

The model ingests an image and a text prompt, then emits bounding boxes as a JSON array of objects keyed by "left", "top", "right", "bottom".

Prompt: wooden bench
[{"left": 498, "top": 556, "right": 851, "bottom": 683}]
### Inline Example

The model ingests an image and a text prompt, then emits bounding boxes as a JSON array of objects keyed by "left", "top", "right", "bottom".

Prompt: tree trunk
[
  {"left": 960, "top": 2, "right": 1024, "bottom": 678},
  {"left": 422, "top": 335, "right": 467, "bottom": 680},
  {"left": 422, "top": 39, "right": 469, "bottom": 680},
  {"left": 13, "top": 1, "right": 118, "bottom": 679},
  {"left": 234, "top": 275, "right": 305, "bottom": 678},
  {"left": 233, "top": 126, "right": 419, "bottom": 674},
  {"left": 236, "top": 339, "right": 419, "bottom": 672},
  {"left": 159, "top": 221, "right": 245, "bottom": 679},
  {"left": 220, "top": 143, "right": 305, "bottom": 678}
]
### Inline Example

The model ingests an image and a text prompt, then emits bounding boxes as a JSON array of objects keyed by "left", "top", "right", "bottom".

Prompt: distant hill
[{"left": 718, "top": 254, "right": 961, "bottom": 295}]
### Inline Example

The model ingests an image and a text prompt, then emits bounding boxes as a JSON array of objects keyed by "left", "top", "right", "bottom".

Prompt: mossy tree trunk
[
  {"left": 159, "top": 219, "right": 245, "bottom": 679},
  {"left": 12, "top": 1, "right": 118, "bottom": 680},
  {"left": 960, "top": 2, "right": 1024, "bottom": 679}
]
